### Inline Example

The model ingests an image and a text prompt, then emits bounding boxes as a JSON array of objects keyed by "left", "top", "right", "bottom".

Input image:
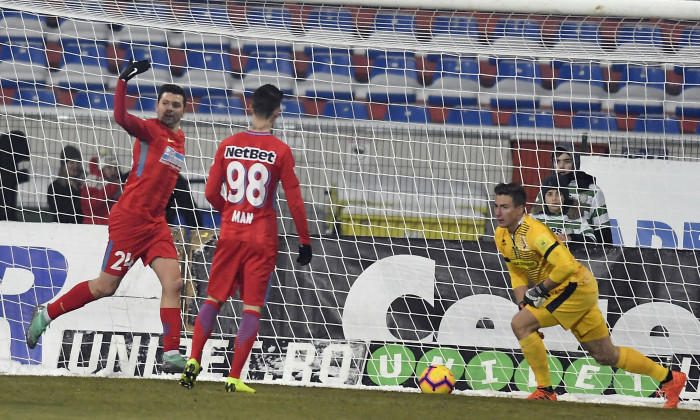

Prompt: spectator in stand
[
  {"left": 531, "top": 173, "right": 596, "bottom": 244},
  {"left": 81, "top": 148, "right": 123, "bottom": 225},
  {"left": 0, "top": 130, "right": 30, "bottom": 221},
  {"left": 536, "top": 143, "right": 612, "bottom": 244},
  {"left": 47, "top": 145, "right": 85, "bottom": 223}
]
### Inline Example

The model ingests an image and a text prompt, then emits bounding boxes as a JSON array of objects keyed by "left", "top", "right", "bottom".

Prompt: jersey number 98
[{"left": 226, "top": 161, "right": 269, "bottom": 207}]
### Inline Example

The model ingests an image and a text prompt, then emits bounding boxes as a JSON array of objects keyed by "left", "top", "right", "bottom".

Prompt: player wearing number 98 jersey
[{"left": 180, "top": 84, "right": 311, "bottom": 393}]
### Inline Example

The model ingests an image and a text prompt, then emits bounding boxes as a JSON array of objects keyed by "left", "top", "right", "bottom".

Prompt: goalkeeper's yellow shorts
[{"left": 527, "top": 279, "right": 610, "bottom": 343}]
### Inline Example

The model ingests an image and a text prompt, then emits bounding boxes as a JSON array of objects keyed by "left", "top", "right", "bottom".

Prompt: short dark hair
[
  {"left": 494, "top": 182, "right": 527, "bottom": 208},
  {"left": 251, "top": 84, "right": 284, "bottom": 119},
  {"left": 158, "top": 84, "right": 187, "bottom": 108}
]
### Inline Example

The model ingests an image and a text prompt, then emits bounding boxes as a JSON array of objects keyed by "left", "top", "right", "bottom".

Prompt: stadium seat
[
  {"left": 240, "top": 5, "right": 294, "bottom": 55},
  {"left": 425, "top": 56, "right": 480, "bottom": 107},
  {"left": 365, "top": 12, "right": 420, "bottom": 59},
  {"left": 508, "top": 110, "right": 555, "bottom": 128},
  {"left": 177, "top": 5, "right": 235, "bottom": 50},
  {"left": 234, "top": 52, "right": 296, "bottom": 95},
  {"left": 0, "top": 10, "right": 47, "bottom": 43},
  {"left": 296, "top": 52, "right": 355, "bottom": 100},
  {"left": 197, "top": 95, "right": 246, "bottom": 115},
  {"left": 552, "top": 62, "right": 607, "bottom": 112},
  {"left": 111, "top": 3, "right": 174, "bottom": 47},
  {"left": 384, "top": 104, "right": 430, "bottom": 123},
  {"left": 677, "top": 67, "right": 700, "bottom": 118},
  {"left": 445, "top": 108, "right": 493, "bottom": 126},
  {"left": 13, "top": 88, "right": 57, "bottom": 107},
  {"left": 609, "top": 64, "right": 666, "bottom": 115},
  {"left": 549, "top": 22, "right": 605, "bottom": 59},
  {"left": 182, "top": 50, "right": 233, "bottom": 97},
  {"left": 303, "top": 6, "right": 357, "bottom": 56},
  {"left": 614, "top": 24, "right": 666, "bottom": 63},
  {"left": 0, "top": 42, "right": 49, "bottom": 88},
  {"left": 322, "top": 101, "right": 370, "bottom": 120},
  {"left": 425, "top": 15, "right": 480, "bottom": 61},
  {"left": 675, "top": 26, "right": 700, "bottom": 60},
  {"left": 486, "top": 59, "right": 544, "bottom": 109},
  {"left": 633, "top": 115, "right": 682, "bottom": 134},
  {"left": 571, "top": 112, "right": 617, "bottom": 131},
  {"left": 278, "top": 99, "right": 306, "bottom": 121},
  {"left": 73, "top": 91, "right": 115, "bottom": 110},
  {"left": 490, "top": 19, "right": 546, "bottom": 55},
  {"left": 52, "top": 42, "right": 109, "bottom": 90},
  {"left": 364, "top": 54, "right": 422, "bottom": 104},
  {"left": 135, "top": 96, "right": 157, "bottom": 112},
  {"left": 44, "top": 18, "right": 112, "bottom": 44},
  {"left": 113, "top": 45, "right": 174, "bottom": 95}
]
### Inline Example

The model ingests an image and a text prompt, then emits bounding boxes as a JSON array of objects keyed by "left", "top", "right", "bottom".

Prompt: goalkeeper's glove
[
  {"left": 519, "top": 283, "right": 550, "bottom": 309},
  {"left": 119, "top": 59, "right": 151, "bottom": 81},
  {"left": 297, "top": 244, "right": 312, "bottom": 266}
]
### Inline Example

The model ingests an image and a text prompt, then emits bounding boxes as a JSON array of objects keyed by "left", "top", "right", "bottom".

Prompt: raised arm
[{"left": 114, "top": 60, "right": 152, "bottom": 140}]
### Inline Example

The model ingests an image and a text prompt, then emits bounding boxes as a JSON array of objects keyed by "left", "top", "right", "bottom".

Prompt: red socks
[
  {"left": 229, "top": 310, "right": 260, "bottom": 379},
  {"left": 160, "top": 307, "right": 181, "bottom": 353},
  {"left": 47, "top": 281, "right": 96, "bottom": 320}
]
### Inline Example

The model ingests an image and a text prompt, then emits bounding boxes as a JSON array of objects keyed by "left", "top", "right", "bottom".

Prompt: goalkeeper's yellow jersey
[{"left": 495, "top": 214, "right": 597, "bottom": 295}]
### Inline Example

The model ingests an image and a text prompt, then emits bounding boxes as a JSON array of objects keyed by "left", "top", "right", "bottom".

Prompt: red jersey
[
  {"left": 205, "top": 130, "right": 310, "bottom": 246},
  {"left": 111, "top": 79, "right": 185, "bottom": 222}
]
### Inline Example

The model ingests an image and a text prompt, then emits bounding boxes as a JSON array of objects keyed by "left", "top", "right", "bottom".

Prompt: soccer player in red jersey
[
  {"left": 179, "top": 84, "right": 312, "bottom": 393},
  {"left": 26, "top": 60, "right": 190, "bottom": 373}
]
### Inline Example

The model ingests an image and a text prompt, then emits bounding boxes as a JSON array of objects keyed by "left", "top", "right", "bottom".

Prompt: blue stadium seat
[
  {"left": 119, "top": 46, "right": 173, "bottom": 95},
  {"left": 242, "top": 6, "right": 294, "bottom": 55},
  {"left": 13, "top": 88, "right": 57, "bottom": 107},
  {"left": 384, "top": 104, "right": 430, "bottom": 123},
  {"left": 678, "top": 67, "right": 700, "bottom": 118},
  {"left": 610, "top": 65, "right": 666, "bottom": 115},
  {"left": 426, "top": 16, "right": 479, "bottom": 62},
  {"left": 445, "top": 108, "right": 493, "bottom": 126},
  {"left": 366, "top": 54, "right": 421, "bottom": 104},
  {"left": 53, "top": 42, "right": 109, "bottom": 90},
  {"left": 365, "top": 12, "right": 419, "bottom": 59},
  {"left": 633, "top": 115, "right": 681, "bottom": 134},
  {"left": 426, "top": 56, "right": 480, "bottom": 107},
  {"left": 322, "top": 101, "right": 370, "bottom": 120},
  {"left": 550, "top": 22, "right": 605, "bottom": 63},
  {"left": 303, "top": 7, "right": 356, "bottom": 55},
  {"left": 135, "top": 96, "right": 157, "bottom": 112},
  {"left": 0, "top": 42, "right": 48, "bottom": 88},
  {"left": 183, "top": 50, "right": 233, "bottom": 97},
  {"left": 489, "top": 59, "right": 543, "bottom": 109},
  {"left": 197, "top": 95, "right": 245, "bottom": 115},
  {"left": 237, "top": 52, "right": 295, "bottom": 95},
  {"left": 508, "top": 111, "right": 555, "bottom": 128},
  {"left": 571, "top": 112, "right": 617, "bottom": 131},
  {"left": 552, "top": 62, "right": 606, "bottom": 112},
  {"left": 0, "top": 11, "right": 47, "bottom": 43},
  {"left": 73, "top": 91, "right": 115, "bottom": 110},
  {"left": 296, "top": 53, "right": 355, "bottom": 100},
  {"left": 491, "top": 19, "right": 544, "bottom": 53},
  {"left": 614, "top": 24, "right": 666, "bottom": 63}
]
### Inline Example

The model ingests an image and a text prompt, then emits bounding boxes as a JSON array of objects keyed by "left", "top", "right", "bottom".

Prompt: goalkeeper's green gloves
[{"left": 119, "top": 59, "right": 151, "bottom": 81}]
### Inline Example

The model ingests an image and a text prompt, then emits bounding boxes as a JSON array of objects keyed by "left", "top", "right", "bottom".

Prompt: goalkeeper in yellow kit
[{"left": 493, "top": 183, "right": 686, "bottom": 408}]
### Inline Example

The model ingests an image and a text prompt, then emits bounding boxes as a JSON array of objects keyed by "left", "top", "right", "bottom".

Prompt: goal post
[{"left": 0, "top": 0, "right": 698, "bottom": 403}]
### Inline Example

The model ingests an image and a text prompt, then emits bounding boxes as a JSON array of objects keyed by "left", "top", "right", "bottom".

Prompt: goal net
[{"left": 0, "top": 0, "right": 698, "bottom": 402}]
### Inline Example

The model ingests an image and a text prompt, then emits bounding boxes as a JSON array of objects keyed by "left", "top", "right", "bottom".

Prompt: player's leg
[
  {"left": 26, "top": 270, "right": 123, "bottom": 349},
  {"left": 180, "top": 296, "right": 222, "bottom": 389},
  {"left": 150, "top": 256, "right": 186, "bottom": 373},
  {"left": 580, "top": 334, "right": 687, "bottom": 408},
  {"left": 512, "top": 306, "right": 558, "bottom": 400},
  {"left": 225, "top": 303, "right": 261, "bottom": 393}
]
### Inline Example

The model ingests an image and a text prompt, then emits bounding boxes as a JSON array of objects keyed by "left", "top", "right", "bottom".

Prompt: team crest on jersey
[{"left": 159, "top": 146, "right": 184, "bottom": 172}]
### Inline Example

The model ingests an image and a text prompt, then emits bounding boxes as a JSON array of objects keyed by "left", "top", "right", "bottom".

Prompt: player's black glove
[
  {"left": 119, "top": 59, "right": 151, "bottom": 81},
  {"left": 297, "top": 244, "right": 312, "bottom": 266},
  {"left": 519, "top": 283, "right": 550, "bottom": 309}
]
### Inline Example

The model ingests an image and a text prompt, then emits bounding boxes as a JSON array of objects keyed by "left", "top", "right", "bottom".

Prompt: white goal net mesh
[{"left": 0, "top": 0, "right": 698, "bottom": 399}]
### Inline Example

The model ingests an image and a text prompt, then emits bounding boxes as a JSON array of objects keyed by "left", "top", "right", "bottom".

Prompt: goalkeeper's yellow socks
[
  {"left": 616, "top": 346, "right": 669, "bottom": 382},
  {"left": 519, "top": 331, "right": 552, "bottom": 388}
]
